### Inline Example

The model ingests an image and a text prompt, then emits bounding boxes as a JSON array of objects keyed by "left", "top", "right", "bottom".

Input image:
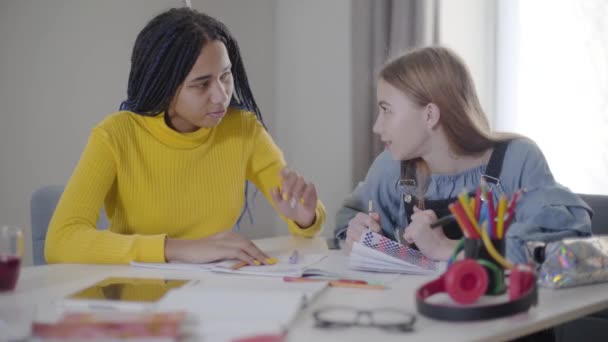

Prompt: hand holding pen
[
  {"left": 402, "top": 206, "right": 454, "bottom": 261},
  {"left": 367, "top": 200, "right": 382, "bottom": 233},
  {"left": 344, "top": 200, "right": 381, "bottom": 253}
]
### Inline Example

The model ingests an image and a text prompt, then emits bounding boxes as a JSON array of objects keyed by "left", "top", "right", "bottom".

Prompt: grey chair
[
  {"left": 578, "top": 194, "right": 608, "bottom": 235},
  {"left": 555, "top": 193, "right": 608, "bottom": 342},
  {"left": 30, "top": 185, "right": 109, "bottom": 265}
]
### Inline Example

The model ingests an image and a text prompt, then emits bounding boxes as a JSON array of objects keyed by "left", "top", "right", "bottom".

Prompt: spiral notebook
[{"left": 350, "top": 230, "right": 447, "bottom": 275}]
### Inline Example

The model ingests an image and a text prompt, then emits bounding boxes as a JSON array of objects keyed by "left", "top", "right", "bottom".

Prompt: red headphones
[{"left": 416, "top": 259, "right": 538, "bottom": 321}]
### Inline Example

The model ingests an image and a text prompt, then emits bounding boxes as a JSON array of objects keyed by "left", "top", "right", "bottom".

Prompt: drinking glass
[{"left": 0, "top": 225, "right": 24, "bottom": 291}]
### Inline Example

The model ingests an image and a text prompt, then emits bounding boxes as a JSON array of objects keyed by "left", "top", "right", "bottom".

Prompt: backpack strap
[
  {"left": 399, "top": 160, "right": 417, "bottom": 187},
  {"left": 400, "top": 140, "right": 512, "bottom": 186},
  {"left": 482, "top": 140, "right": 511, "bottom": 185}
]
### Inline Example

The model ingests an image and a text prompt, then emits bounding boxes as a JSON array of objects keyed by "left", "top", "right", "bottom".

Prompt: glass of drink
[{"left": 0, "top": 226, "right": 23, "bottom": 291}]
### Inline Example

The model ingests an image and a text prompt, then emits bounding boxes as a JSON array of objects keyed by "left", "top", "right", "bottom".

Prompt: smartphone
[{"left": 326, "top": 237, "right": 341, "bottom": 250}]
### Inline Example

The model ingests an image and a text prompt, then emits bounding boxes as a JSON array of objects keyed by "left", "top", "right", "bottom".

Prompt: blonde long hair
[{"left": 379, "top": 46, "right": 513, "bottom": 204}]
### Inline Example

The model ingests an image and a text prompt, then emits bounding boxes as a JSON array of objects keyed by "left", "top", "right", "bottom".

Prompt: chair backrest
[
  {"left": 578, "top": 193, "right": 608, "bottom": 235},
  {"left": 30, "top": 185, "right": 109, "bottom": 265}
]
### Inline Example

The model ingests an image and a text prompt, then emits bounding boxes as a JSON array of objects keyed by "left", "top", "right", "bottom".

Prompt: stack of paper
[
  {"left": 156, "top": 283, "right": 322, "bottom": 341},
  {"left": 185, "top": 276, "right": 328, "bottom": 305},
  {"left": 350, "top": 231, "right": 446, "bottom": 275}
]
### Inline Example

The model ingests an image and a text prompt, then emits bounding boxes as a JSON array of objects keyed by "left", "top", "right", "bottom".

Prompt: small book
[
  {"left": 350, "top": 231, "right": 447, "bottom": 275},
  {"left": 32, "top": 311, "right": 187, "bottom": 341}
]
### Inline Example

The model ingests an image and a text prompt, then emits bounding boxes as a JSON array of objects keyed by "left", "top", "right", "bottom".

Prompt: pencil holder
[{"left": 464, "top": 238, "right": 506, "bottom": 295}]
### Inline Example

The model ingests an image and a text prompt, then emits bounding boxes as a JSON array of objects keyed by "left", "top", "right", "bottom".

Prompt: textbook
[
  {"left": 350, "top": 230, "right": 447, "bottom": 275},
  {"left": 32, "top": 311, "right": 187, "bottom": 341}
]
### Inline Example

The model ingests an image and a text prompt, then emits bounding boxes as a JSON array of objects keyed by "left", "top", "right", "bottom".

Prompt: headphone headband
[{"left": 415, "top": 260, "right": 538, "bottom": 321}]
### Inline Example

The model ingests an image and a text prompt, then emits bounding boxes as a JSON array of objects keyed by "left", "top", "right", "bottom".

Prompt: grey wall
[
  {"left": 0, "top": 0, "right": 354, "bottom": 265},
  {"left": 0, "top": 0, "right": 279, "bottom": 264},
  {"left": 190, "top": 0, "right": 277, "bottom": 239},
  {"left": 274, "top": 0, "right": 353, "bottom": 237},
  {"left": 0, "top": 0, "right": 184, "bottom": 265}
]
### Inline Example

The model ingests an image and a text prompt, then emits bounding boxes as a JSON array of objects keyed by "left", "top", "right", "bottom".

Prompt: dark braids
[
  {"left": 121, "top": 7, "right": 265, "bottom": 227},
  {"left": 120, "top": 7, "right": 264, "bottom": 128}
]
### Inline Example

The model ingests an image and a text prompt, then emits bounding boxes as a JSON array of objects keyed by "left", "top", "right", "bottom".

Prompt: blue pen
[
  {"left": 289, "top": 249, "right": 299, "bottom": 264},
  {"left": 479, "top": 201, "right": 491, "bottom": 238}
]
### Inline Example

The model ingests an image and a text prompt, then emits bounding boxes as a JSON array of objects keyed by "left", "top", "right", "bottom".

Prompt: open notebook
[
  {"left": 350, "top": 230, "right": 447, "bottom": 275},
  {"left": 131, "top": 252, "right": 327, "bottom": 277}
]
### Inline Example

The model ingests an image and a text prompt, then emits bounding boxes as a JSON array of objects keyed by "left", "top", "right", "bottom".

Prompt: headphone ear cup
[
  {"left": 509, "top": 267, "right": 535, "bottom": 300},
  {"left": 445, "top": 259, "right": 488, "bottom": 305}
]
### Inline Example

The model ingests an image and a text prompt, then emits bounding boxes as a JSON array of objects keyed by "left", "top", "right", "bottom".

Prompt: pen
[
  {"left": 231, "top": 257, "right": 279, "bottom": 270},
  {"left": 283, "top": 277, "right": 384, "bottom": 289},
  {"left": 329, "top": 282, "right": 386, "bottom": 290},
  {"left": 289, "top": 250, "right": 299, "bottom": 264},
  {"left": 430, "top": 214, "right": 455, "bottom": 228}
]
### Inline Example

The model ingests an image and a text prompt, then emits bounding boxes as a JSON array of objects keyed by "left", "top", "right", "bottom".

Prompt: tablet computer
[{"left": 62, "top": 277, "right": 192, "bottom": 311}]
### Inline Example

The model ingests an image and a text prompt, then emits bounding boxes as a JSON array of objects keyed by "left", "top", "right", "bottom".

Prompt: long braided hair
[
  {"left": 120, "top": 7, "right": 262, "bottom": 125},
  {"left": 120, "top": 7, "right": 264, "bottom": 226}
]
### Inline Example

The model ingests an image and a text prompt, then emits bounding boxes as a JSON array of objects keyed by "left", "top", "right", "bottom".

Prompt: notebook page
[
  {"left": 350, "top": 243, "right": 438, "bottom": 275},
  {"left": 131, "top": 253, "right": 328, "bottom": 278},
  {"left": 350, "top": 231, "right": 446, "bottom": 274},
  {"left": 212, "top": 253, "right": 327, "bottom": 277},
  {"left": 130, "top": 261, "right": 216, "bottom": 271}
]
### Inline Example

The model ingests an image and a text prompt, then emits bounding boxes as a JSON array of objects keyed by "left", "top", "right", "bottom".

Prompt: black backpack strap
[
  {"left": 482, "top": 140, "right": 511, "bottom": 185},
  {"left": 400, "top": 140, "right": 511, "bottom": 189},
  {"left": 399, "top": 160, "right": 417, "bottom": 187}
]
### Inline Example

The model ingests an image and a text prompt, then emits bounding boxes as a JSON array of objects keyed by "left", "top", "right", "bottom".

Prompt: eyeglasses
[{"left": 313, "top": 306, "right": 416, "bottom": 332}]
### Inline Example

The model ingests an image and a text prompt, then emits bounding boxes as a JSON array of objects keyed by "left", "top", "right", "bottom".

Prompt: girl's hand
[
  {"left": 344, "top": 212, "right": 381, "bottom": 253},
  {"left": 402, "top": 207, "right": 453, "bottom": 260},
  {"left": 271, "top": 167, "right": 318, "bottom": 228},
  {"left": 165, "top": 231, "right": 270, "bottom": 264}
]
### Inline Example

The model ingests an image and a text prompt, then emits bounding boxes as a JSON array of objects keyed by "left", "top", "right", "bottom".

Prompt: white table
[{"left": 2, "top": 236, "right": 608, "bottom": 342}]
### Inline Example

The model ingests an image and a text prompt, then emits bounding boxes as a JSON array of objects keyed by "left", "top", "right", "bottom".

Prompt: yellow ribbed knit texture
[{"left": 45, "top": 109, "right": 325, "bottom": 264}]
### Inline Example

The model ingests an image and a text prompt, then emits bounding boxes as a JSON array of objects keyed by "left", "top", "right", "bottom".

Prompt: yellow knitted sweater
[{"left": 45, "top": 108, "right": 325, "bottom": 264}]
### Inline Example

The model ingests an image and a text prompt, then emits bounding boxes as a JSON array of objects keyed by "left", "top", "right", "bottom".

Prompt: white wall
[{"left": 274, "top": 0, "right": 353, "bottom": 236}]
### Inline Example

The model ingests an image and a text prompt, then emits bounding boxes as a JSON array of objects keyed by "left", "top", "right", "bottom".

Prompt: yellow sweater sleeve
[
  {"left": 45, "top": 128, "right": 166, "bottom": 264},
  {"left": 245, "top": 118, "right": 325, "bottom": 237}
]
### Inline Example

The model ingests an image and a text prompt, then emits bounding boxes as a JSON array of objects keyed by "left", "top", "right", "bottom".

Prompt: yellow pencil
[
  {"left": 458, "top": 191, "right": 481, "bottom": 235},
  {"left": 496, "top": 195, "right": 507, "bottom": 238},
  {"left": 230, "top": 261, "right": 248, "bottom": 270},
  {"left": 230, "top": 257, "right": 278, "bottom": 270}
]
